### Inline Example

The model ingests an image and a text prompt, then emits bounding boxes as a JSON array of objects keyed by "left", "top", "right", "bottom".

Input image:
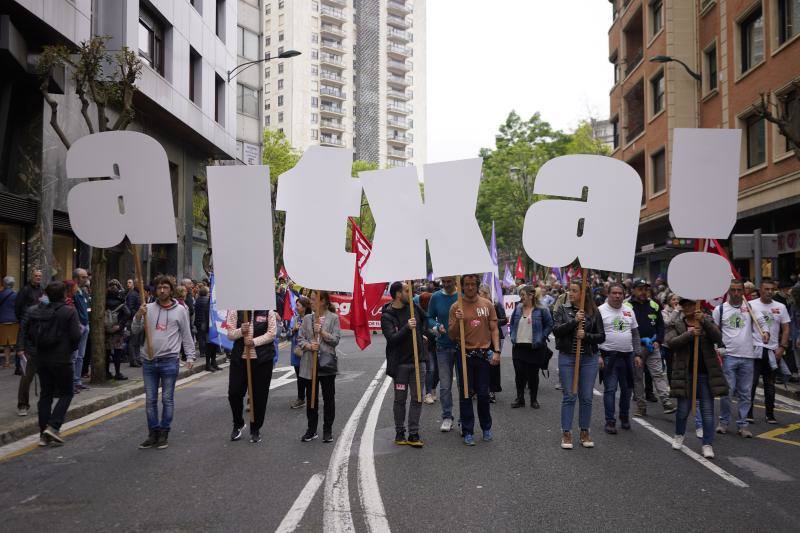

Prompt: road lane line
[
  {"left": 274, "top": 472, "right": 325, "bottom": 533},
  {"left": 358, "top": 376, "right": 392, "bottom": 533},
  {"left": 324, "top": 362, "right": 387, "bottom": 533},
  {"left": 592, "top": 389, "right": 749, "bottom": 488}
]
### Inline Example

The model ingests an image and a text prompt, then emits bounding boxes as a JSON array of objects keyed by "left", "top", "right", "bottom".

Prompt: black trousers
[
  {"left": 513, "top": 359, "right": 540, "bottom": 402},
  {"left": 306, "top": 374, "right": 336, "bottom": 434},
  {"left": 107, "top": 348, "right": 123, "bottom": 376},
  {"left": 37, "top": 361, "right": 74, "bottom": 432},
  {"left": 229, "top": 359, "right": 273, "bottom": 432},
  {"left": 750, "top": 347, "right": 776, "bottom": 419},
  {"left": 294, "top": 366, "right": 309, "bottom": 400},
  {"left": 203, "top": 336, "right": 218, "bottom": 369}
]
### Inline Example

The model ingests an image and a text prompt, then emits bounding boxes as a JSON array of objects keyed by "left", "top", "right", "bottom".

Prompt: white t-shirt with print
[
  {"left": 712, "top": 302, "right": 755, "bottom": 358},
  {"left": 749, "top": 298, "right": 790, "bottom": 351},
  {"left": 598, "top": 302, "right": 638, "bottom": 352}
]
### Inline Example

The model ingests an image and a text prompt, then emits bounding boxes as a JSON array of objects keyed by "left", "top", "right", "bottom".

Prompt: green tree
[
  {"left": 262, "top": 129, "right": 301, "bottom": 271},
  {"left": 351, "top": 159, "right": 379, "bottom": 245}
]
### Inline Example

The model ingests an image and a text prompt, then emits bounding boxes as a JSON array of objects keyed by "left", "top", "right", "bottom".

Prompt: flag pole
[
  {"left": 129, "top": 243, "right": 154, "bottom": 361},
  {"left": 456, "top": 276, "right": 469, "bottom": 399},
  {"left": 406, "top": 281, "right": 422, "bottom": 403},
  {"left": 242, "top": 310, "right": 255, "bottom": 424},
  {"left": 690, "top": 240, "right": 705, "bottom": 418},
  {"left": 572, "top": 269, "right": 588, "bottom": 395}
]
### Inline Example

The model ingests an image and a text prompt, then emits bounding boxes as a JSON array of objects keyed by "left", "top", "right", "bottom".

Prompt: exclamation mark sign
[{"left": 667, "top": 128, "right": 742, "bottom": 300}]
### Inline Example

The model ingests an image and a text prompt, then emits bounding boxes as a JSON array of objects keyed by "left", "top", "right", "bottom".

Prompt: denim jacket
[{"left": 509, "top": 303, "right": 553, "bottom": 347}]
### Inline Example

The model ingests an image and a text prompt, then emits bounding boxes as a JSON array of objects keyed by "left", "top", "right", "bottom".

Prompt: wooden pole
[
  {"left": 310, "top": 297, "right": 321, "bottom": 410},
  {"left": 130, "top": 243, "right": 154, "bottom": 361},
  {"left": 690, "top": 239, "right": 705, "bottom": 418},
  {"left": 572, "top": 272, "right": 588, "bottom": 394},
  {"left": 406, "top": 281, "right": 422, "bottom": 403},
  {"left": 243, "top": 310, "right": 255, "bottom": 424},
  {"left": 455, "top": 276, "right": 469, "bottom": 399}
]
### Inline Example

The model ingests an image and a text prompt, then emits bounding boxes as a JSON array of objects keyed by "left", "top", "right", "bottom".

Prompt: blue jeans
[
  {"left": 72, "top": 324, "right": 90, "bottom": 386},
  {"left": 676, "top": 373, "right": 715, "bottom": 445},
  {"left": 719, "top": 355, "right": 754, "bottom": 428},
  {"left": 454, "top": 355, "right": 492, "bottom": 435},
  {"left": 602, "top": 351, "right": 633, "bottom": 422},
  {"left": 437, "top": 346, "right": 457, "bottom": 420},
  {"left": 425, "top": 347, "right": 439, "bottom": 395},
  {"left": 558, "top": 352, "right": 599, "bottom": 431},
  {"left": 143, "top": 356, "right": 180, "bottom": 430}
]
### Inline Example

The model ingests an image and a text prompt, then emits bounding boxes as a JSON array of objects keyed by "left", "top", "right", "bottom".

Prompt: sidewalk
[{"left": 0, "top": 353, "right": 227, "bottom": 446}]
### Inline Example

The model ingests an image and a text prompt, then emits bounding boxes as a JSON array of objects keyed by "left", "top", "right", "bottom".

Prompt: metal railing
[
  {"left": 321, "top": 86, "right": 346, "bottom": 99},
  {"left": 321, "top": 6, "right": 346, "bottom": 20},
  {"left": 625, "top": 49, "right": 643, "bottom": 76},
  {"left": 388, "top": 43, "right": 412, "bottom": 56},
  {"left": 320, "top": 104, "right": 345, "bottom": 114},
  {"left": 320, "top": 53, "right": 344, "bottom": 65},
  {"left": 320, "top": 135, "right": 345, "bottom": 146},
  {"left": 320, "top": 70, "right": 344, "bottom": 82}
]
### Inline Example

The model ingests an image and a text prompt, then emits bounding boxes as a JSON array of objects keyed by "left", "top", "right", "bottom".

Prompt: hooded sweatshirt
[{"left": 131, "top": 299, "right": 196, "bottom": 361}]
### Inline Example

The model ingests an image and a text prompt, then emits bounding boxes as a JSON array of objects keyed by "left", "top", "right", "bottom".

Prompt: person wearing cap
[
  {"left": 628, "top": 278, "right": 676, "bottom": 417},
  {"left": 665, "top": 297, "right": 727, "bottom": 459}
]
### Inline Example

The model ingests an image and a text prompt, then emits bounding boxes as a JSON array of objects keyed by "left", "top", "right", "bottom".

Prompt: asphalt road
[{"left": 1, "top": 333, "right": 799, "bottom": 532}]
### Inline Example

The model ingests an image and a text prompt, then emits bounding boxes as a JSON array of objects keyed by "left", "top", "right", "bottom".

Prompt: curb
[{"left": 0, "top": 354, "right": 225, "bottom": 446}]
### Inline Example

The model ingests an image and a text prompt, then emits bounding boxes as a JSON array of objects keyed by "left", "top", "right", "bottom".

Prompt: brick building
[{"left": 608, "top": 0, "right": 800, "bottom": 281}]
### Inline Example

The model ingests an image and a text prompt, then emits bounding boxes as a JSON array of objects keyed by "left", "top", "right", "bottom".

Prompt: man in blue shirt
[
  {"left": 426, "top": 276, "right": 459, "bottom": 432},
  {"left": 71, "top": 269, "right": 90, "bottom": 392}
]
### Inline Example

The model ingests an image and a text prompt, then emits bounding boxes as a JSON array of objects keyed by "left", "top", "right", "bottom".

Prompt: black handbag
[{"left": 318, "top": 351, "right": 338, "bottom": 374}]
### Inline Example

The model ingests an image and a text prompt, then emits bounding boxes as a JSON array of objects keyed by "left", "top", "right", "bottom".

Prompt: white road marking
[
  {"left": 274, "top": 472, "right": 325, "bottom": 533},
  {"left": 270, "top": 367, "right": 299, "bottom": 390},
  {"left": 592, "top": 389, "right": 749, "bottom": 488},
  {"left": 358, "top": 376, "right": 393, "bottom": 533},
  {"left": 324, "top": 362, "right": 387, "bottom": 533}
]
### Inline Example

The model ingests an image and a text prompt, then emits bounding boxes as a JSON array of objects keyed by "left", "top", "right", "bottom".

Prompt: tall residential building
[
  {"left": 1, "top": 0, "right": 237, "bottom": 282},
  {"left": 262, "top": 0, "right": 426, "bottom": 168},
  {"left": 236, "top": 0, "right": 265, "bottom": 164},
  {"left": 608, "top": 0, "right": 800, "bottom": 281}
]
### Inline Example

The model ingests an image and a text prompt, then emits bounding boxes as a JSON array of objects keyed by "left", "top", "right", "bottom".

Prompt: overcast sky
[{"left": 426, "top": 0, "right": 613, "bottom": 163}]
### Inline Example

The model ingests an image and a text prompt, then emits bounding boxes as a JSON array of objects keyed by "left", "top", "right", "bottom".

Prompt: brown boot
[
  {"left": 560, "top": 431, "right": 573, "bottom": 450},
  {"left": 579, "top": 429, "right": 595, "bottom": 448}
]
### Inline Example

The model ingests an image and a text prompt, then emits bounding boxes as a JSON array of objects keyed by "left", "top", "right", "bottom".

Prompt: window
[
  {"left": 312, "top": 32, "right": 319, "bottom": 44},
  {"left": 311, "top": 65, "right": 318, "bottom": 76},
  {"left": 278, "top": 46, "right": 284, "bottom": 55},
  {"left": 279, "top": 14, "right": 284, "bottom": 25},
  {"left": 651, "top": 71, "right": 664, "bottom": 115},
  {"left": 238, "top": 26, "right": 259, "bottom": 60},
  {"left": 278, "top": 128, "right": 284, "bottom": 133},
  {"left": 215, "top": 74, "right": 225, "bottom": 125},
  {"left": 279, "top": 30, "right": 284, "bottom": 42},
  {"left": 610, "top": 52, "right": 620, "bottom": 85},
  {"left": 311, "top": 129, "right": 319, "bottom": 140},
  {"left": 265, "top": 101, "right": 271, "bottom": 110},
  {"left": 278, "top": 79, "right": 284, "bottom": 89},
  {"left": 278, "top": 111, "right": 284, "bottom": 122},
  {"left": 311, "top": 113, "right": 318, "bottom": 124},
  {"left": 704, "top": 44, "right": 717, "bottom": 92},
  {"left": 265, "top": 36, "right": 271, "bottom": 46},
  {"left": 216, "top": 0, "right": 226, "bottom": 41},
  {"left": 265, "top": 115, "right": 271, "bottom": 126},
  {"left": 740, "top": 7, "right": 764, "bottom": 73},
  {"left": 311, "top": 49, "right": 319, "bottom": 59},
  {"left": 265, "top": 67, "right": 270, "bottom": 78},
  {"left": 745, "top": 114, "right": 766, "bottom": 168},
  {"left": 651, "top": 149, "right": 666, "bottom": 194},
  {"left": 237, "top": 84, "right": 259, "bottom": 117},
  {"left": 278, "top": 95, "right": 284, "bottom": 106},
  {"left": 650, "top": 0, "right": 663, "bottom": 37},
  {"left": 312, "top": 1, "right": 319, "bottom": 12},
  {"left": 611, "top": 117, "right": 620, "bottom": 149},
  {"left": 311, "top": 96, "right": 319, "bottom": 108},
  {"left": 266, "top": 3, "right": 271, "bottom": 15},
  {"left": 138, "top": 7, "right": 165, "bottom": 75},
  {"left": 778, "top": 0, "right": 800, "bottom": 45},
  {"left": 189, "top": 48, "right": 201, "bottom": 106},
  {"left": 278, "top": 63, "right": 284, "bottom": 74}
]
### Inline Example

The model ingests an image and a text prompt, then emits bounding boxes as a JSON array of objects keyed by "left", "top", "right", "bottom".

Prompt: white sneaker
[
  {"left": 424, "top": 393, "right": 434, "bottom": 405},
  {"left": 672, "top": 435, "right": 685, "bottom": 450},
  {"left": 702, "top": 445, "right": 715, "bottom": 459},
  {"left": 695, "top": 427, "right": 703, "bottom": 439},
  {"left": 440, "top": 418, "right": 453, "bottom": 432},
  {"left": 17, "top": 407, "right": 28, "bottom": 417}
]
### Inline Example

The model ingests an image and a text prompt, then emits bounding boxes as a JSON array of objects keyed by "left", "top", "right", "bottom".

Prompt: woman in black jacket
[
  {"left": 105, "top": 280, "right": 131, "bottom": 381},
  {"left": 553, "top": 279, "right": 605, "bottom": 450}
]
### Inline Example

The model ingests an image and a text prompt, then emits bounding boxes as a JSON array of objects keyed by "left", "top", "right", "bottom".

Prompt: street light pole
[
  {"left": 227, "top": 49, "right": 302, "bottom": 82},
  {"left": 650, "top": 55, "right": 701, "bottom": 82}
]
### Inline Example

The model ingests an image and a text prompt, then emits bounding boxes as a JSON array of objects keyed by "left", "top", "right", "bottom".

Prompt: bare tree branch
[
  {"left": 75, "top": 85, "right": 95, "bottom": 134},
  {"left": 753, "top": 90, "right": 800, "bottom": 160},
  {"left": 40, "top": 87, "right": 71, "bottom": 150}
]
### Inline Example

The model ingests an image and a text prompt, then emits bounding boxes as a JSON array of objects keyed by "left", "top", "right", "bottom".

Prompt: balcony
[
  {"left": 320, "top": 69, "right": 345, "bottom": 84},
  {"left": 321, "top": 85, "right": 346, "bottom": 100},
  {"left": 622, "top": 6, "right": 644, "bottom": 78},
  {"left": 387, "top": 43, "right": 412, "bottom": 58},
  {"left": 624, "top": 48, "right": 643, "bottom": 77},
  {"left": 321, "top": 5, "right": 346, "bottom": 22},
  {"left": 623, "top": 78, "right": 645, "bottom": 143},
  {"left": 322, "top": 0, "right": 346, "bottom": 7},
  {"left": 388, "top": 27, "right": 412, "bottom": 44},
  {"left": 387, "top": 159, "right": 409, "bottom": 168},
  {"left": 320, "top": 103, "right": 345, "bottom": 116},
  {"left": 388, "top": 132, "right": 412, "bottom": 144},
  {"left": 387, "top": 58, "right": 409, "bottom": 74},
  {"left": 388, "top": 15, "right": 411, "bottom": 30},
  {"left": 321, "top": 39, "right": 345, "bottom": 53},
  {"left": 387, "top": 73, "right": 410, "bottom": 87},
  {"left": 388, "top": 89, "right": 411, "bottom": 100},
  {"left": 388, "top": 148, "right": 409, "bottom": 158},
  {"left": 320, "top": 135, "right": 345, "bottom": 147},
  {"left": 388, "top": 101, "right": 411, "bottom": 114},
  {"left": 387, "top": 0, "right": 412, "bottom": 16},
  {"left": 320, "top": 53, "right": 345, "bottom": 68},
  {"left": 388, "top": 117, "right": 410, "bottom": 129},
  {"left": 320, "top": 119, "right": 345, "bottom": 131},
  {"left": 321, "top": 24, "right": 345, "bottom": 38}
]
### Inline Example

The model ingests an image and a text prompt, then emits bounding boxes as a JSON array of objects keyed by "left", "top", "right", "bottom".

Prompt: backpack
[
  {"left": 104, "top": 303, "right": 126, "bottom": 333},
  {"left": 27, "top": 303, "right": 63, "bottom": 350}
]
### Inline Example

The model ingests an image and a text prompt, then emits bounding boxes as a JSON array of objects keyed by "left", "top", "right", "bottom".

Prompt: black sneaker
[
  {"left": 645, "top": 393, "right": 658, "bottom": 403},
  {"left": 139, "top": 429, "right": 158, "bottom": 449},
  {"left": 43, "top": 426, "right": 64, "bottom": 444},
  {"left": 406, "top": 434, "right": 424, "bottom": 448},
  {"left": 488, "top": 392, "right": 496, "bottom": 403},
  {"left": 115, "top": 373, "right": 129, "bottom": 381},
  {"left": 156, "top": 429, "right": 169, "bottom": 449},
  {"left": 766, "top": 416, "right": 778, "bottom": 425},
  {"left": 301, "top": 431, "right": 318, "bottom": 442},
  {"left": 323, "top": 431, "right": 333, "bottom": 443},
  {"left": 394, "top": 431, "right": 407, "bottom": 445},
  {"left": 250, "top": 431, "right": 262, "bottom": 443},
  {"left": 511, "top": 398, "right": 525, "bottom": 408},
  {"left": 530, "top": 400, "right": 540, "bottom": 409},
  {"left": 231, "top": 425, "right": 244, "bottom": 441},
  {"left": 619, "top": 416, "right": 631, "bottom": 430}
]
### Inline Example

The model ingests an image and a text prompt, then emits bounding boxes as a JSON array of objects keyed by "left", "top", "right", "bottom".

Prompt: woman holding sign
[
  {"left": 553, "top": 279, "right": 605, "bottom": 450},
  {"left": 298, "top": 291, "right": 341, "bottom": 443}
]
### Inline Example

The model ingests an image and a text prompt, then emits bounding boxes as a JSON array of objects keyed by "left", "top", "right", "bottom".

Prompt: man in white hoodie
[{"left": 131, "top": 275, "right": 196, "bottom": 449}]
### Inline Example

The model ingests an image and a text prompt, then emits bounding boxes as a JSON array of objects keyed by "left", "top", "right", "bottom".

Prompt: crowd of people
[{"left": 5, "top": 263, "right": 800, "bottom": 461}]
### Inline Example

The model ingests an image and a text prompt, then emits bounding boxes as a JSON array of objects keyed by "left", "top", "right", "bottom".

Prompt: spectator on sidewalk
[
  {"left": 14, "top": 269, "right": 43, "bottom": 375},
  {"left": 194, "top": 285, "right": 218, "bottom": 372},
  {"left": 0, "top": 276, "right": 18, "bottom": 369},
  {"left": 19, "top": 281, "right": 82, "bottom": 446},
  {"left": 105, "top": 280, "right": 130, "bottom": 381},
  {"left": 71, "top": 269, "right": 90, "bottom": 389}
]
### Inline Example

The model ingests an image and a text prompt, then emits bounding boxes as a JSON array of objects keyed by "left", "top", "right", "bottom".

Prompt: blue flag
[{"left": 208, "top": 273, "right": 233, "bottom": 350}]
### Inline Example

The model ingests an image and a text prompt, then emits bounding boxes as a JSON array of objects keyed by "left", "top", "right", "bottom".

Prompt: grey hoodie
[{"left": 131, "top": 299, "right": 196, "bottom": 361}]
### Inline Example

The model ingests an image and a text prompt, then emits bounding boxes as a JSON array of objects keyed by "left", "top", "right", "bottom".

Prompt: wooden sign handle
[
  {"left": 407, "top": 281, "right": 422, "bottom": 403},
  {"left": 572, "top": 271, "right": 588, "bottom": 395},
  {"left": 130, "top": 244, "right": 154, "bottom": 361},
  {"left": 310, "top": 297, "right": 322, "bottom": 410},
  {"left": 455, "top": 276, "right": 469, "bottom": 399},
  {"left": 243, "top": 310, "right": 255, "bottom": 424}
]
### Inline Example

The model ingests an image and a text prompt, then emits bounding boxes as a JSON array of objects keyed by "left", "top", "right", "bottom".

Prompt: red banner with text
[{"left": 330, "top": 293, "right": 392, "bottom": 331}]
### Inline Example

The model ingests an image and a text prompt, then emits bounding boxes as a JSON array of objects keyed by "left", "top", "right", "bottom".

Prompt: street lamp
[
  {"left": 650, "top": 55, "right": 701, "bottom": 82},
  {"left": 227, "top": 49, "right": 301, "bottom": 82}
]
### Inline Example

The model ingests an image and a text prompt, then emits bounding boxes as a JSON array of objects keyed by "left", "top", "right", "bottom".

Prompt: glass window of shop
[
  {"left": 52, "top": 233, "right": 75, "bottom": 281},
  {"left": 0, "top": 224, "right": 24, "bottom": 284}
]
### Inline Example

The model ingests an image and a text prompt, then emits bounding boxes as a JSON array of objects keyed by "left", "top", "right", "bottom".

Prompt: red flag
[
  {"left": 515, "top": 255, "right": 525, "bottom": 281},
  {"left": 278, "top": 265, "right": 289, "bottom": 280},
  {"left": 694, "top": 239, "right": 741, "bottom": 279},
  {"left": 282, "top": 288, "right": 296, "bottom": 321},
  {"left": 350, "top": 218, "right": 387, "bottom": 350}
]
